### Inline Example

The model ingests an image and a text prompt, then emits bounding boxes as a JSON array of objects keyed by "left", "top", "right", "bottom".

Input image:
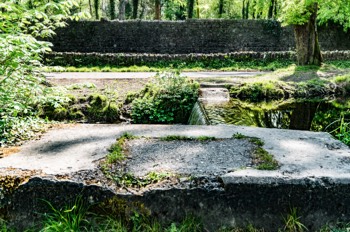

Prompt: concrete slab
[
  {"left": 1, "top": 124, "right": 349, "bottom": 180},
  {"left": 2, "top": 124, "right": 350, "bottom": 231}
]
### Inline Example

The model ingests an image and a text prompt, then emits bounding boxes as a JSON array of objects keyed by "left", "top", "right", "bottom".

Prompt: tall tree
[
  {"left": 268, "top": 0, "right": 275, "bottom": 19},
  {"left": 187, "top": 0, "right": 194, "bottom": 18},
  {"left": 132, "top": 0, "right": 139, "bottom": 18},
  {"left": 110, "top": 0, "right": 116, "bottom": 19},
  {"left": 94, "top": 0, "right": 100, "bottom": 19},
  {"left": 218, "top": 0, "right": 224, "bottom": 18},
  {"left": 88, "top": 0, "right": 93, "bottom": 16},
  {"left": 280, "top": 0, "right": 350, "bottom": 65},
  {"left": 155, "top": 0, "right": 161, "bottom": 19},
  {"left": 119, "top": 0, "right": 127, "bottom": 19}
]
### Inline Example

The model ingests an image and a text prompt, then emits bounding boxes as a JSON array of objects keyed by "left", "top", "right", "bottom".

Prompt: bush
[
  {"left": 230, "top": 81, "right": 285, "bottom": 102},
  {"left": 131, "top": 72, "right": 199, "bottom": 124}
]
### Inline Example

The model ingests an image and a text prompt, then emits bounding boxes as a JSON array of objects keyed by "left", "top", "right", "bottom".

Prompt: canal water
[{"left": 189, "top": 98, "right": 350, "bottom": 133}]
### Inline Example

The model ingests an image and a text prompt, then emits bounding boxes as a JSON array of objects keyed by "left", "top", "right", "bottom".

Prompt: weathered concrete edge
[{"left": 221, "top": 169, "right": 350, "bottom": 186}]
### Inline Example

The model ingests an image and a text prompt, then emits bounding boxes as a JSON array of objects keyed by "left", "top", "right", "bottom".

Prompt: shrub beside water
[{"left": 131, "top": 72, "right": 199, "bottom": 124}]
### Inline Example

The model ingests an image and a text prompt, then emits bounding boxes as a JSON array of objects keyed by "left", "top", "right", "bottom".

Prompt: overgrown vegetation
[
  {"left": 328, "top": 114, "right": 350, "bottom": 146},
  {"left": 103, "top": 133, "right": 136, "bottom": 165},
  {"left": 283, "top": 208, "right": 307, "bottom": 232},
  {"left": 43, "top": 53, "right": 294, "bottom": 71},
  {"left": 233, "top": 133, "right": 278, "bottom": 170},
  {"left": 0, "top": 0, "right": 87, "bottom": 147},
  {"left": 109, "top": 171, "right": 173, "bottom": 189},
  {"left": 130, "top": 72, "right": 199, "bottom": 124},
  {"left": 2, "top": 199, "right": 350, "bottom": 232}
]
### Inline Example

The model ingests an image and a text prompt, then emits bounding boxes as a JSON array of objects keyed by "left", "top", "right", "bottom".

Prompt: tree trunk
[
  {"left": 245, "top": 0, "right": 249, "bottom": 19},
  {"left": 132, "top": 0, "right": 139, "bottom": 19},
  {"left": 89, "top": 0, "right": 93, "bottom": 16},
  {"left": 196, "top": 0, "right": 199, "bottom": 18},
  {"left": 218, "top": 0, "right": 224, "bottom": 18},
  {"left": 110, "top": 0, "right": 116, "bottom": 19},
  {"left": 154, "top": 0, "right": 161, "bottom": 20},
  {"left": 242, "top": 0, "right": 245, "bottom": 19},
  {"left": 187, "top": 0, "right": 194, "bottom": 18},
  {"left": 94, "top": 0, "right": 100, "bottom": 19},
  {"left": 268, "top": 0, "right": 274, "bottom": 19},
  {"left": 273, "top": 0, "right": 277, "bottom": 18},
  {"left": 119, "top": 0, "right": 127, "bottom": 20},
  {"left": 294, "top": 2, "right": 323, "bottom": 65}
]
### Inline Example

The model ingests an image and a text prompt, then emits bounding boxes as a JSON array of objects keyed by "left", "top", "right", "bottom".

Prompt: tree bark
[
  {"left": 119, "top": 0, "right": 127, "bottom": 20},
  {"left": 154, "top": 0, "right": 161, "bottom": 20},
  {"left": 187, "top": 0, "right": 194, "bottom": 18},
  {"left": 94, "top": 0, "right": 100, "bottom": 19},
  {"left": 294, "top": 2, "right": 323, "bottom": 66},
  {"left": 132, "top": 0, "right": 139, "bottom": 19},
  {"left": 242, "top": 0, "right": 245, "bottom": 19},
  {"left": 88, "top": 0, "right": 93, "bottom": 16},
  {"left": 245, "top": 0, "right": 249, "bottom": 19},
  {"left": 110, "top": 0, "right": 116, "bottom": 19},
  {"left": 268, "top": 0, "right": 274, "bottom": 19},
  {"left": 218, "top": 0, "right": 224, "bottom": 18}
]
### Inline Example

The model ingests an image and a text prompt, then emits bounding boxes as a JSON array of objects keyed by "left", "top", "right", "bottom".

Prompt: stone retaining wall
[
  {"left": 49, "top": 20, "right": 350, "bottom": 54},
  {"left": 44, "top": 51, "right": 350, "bottom": 66}
]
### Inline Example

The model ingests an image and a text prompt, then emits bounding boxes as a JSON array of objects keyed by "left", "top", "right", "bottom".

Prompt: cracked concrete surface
[{"left": 0, "top": 124, "right": 349, "bottom": 182}]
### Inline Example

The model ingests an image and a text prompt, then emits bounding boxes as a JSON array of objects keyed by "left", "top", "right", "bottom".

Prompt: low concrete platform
[{"left": 1, "top": 124, "right": 350, "bottom": 231}]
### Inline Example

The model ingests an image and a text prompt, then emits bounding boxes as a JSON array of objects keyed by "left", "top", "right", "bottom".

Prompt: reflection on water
[{"left": 204, "top": 98, "right": 350, "bottom": 131}]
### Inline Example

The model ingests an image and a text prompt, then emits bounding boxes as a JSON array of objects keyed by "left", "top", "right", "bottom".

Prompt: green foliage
[
  {"left": 44, "top": 53, "right": 294, "bottom": 72},
  {"left": 294, "top": 79, "right": 330, "bottom": 98},
  {"left": 160, "top": 135, "right": 193, "bottom": 141},
  {"left": 86, "top": 93, "right": 120, "bottom": 123},
  {"left": 231, "top": 81, "right": 285, "bottom": 102},
  {"left": 233, "top": 133, "right": 251, "bottom": 139},
  {"left": 109, "top": 172, "right": 172, "bottom": 189},
  {"left": 105, "top": 133, "right": 137, "bottom": 164},
  {"left": 166, "top": 216, "right": 203, "bottom": 232},
  {"left": 248, "top": 137, "right": 265, "bottom": 146},
  {"left": 41, "top": 197, "right": 89, "bottom": 232},
  {"left": 0, "top": 117, "right": 47, "bottom": 147},
  {"left": 280, "top": 0, "right": 350, "bottom": 30},
  {"left": 0, "top": 219, "right": 14, "bottom": 232},
  {"left": 283, "top": 208, "right": 308, "bottom": 232},
  {"left": 131, "top": 72, "right": 199, "bottom": 124},
  {"left": 232, "top": 133, "right": 276, "bottom": 170},
  {"left": 0, "top": 0, "right": 87, "bottom": 146},
  {"left": 197, "top": 136, "right": 216, "bottom": 141},
  {"left": 329, "top": 114, "right": 350, "bottom": 146}
]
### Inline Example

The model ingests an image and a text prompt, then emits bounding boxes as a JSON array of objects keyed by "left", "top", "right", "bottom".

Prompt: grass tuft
[{"left": 254, "top": 148, "right": 279, "bottom": 170}]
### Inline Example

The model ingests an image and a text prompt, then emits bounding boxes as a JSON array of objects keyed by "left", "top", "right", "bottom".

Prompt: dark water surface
[{"left": 203, "top": 98, "right": 350, "bottom": 132}]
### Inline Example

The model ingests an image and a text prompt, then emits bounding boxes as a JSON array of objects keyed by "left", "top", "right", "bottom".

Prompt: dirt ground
[{"left": 47, "top": 78, "right": 151, "bottom": 101}]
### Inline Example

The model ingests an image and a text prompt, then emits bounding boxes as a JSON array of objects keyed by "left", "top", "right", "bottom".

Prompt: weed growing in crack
[
  {"left": 112, "top": 172, "right": 172, "bottom": 189},
  {"left": 160, "top": 135, "right": 216, "bottom": 142},
  {"left": 254, "top": 148, "right": 279, "bottom": 170},
  {"left": 105, "top": 133, "right": 138, "bottom": 165},
  {"left": 232, "top": 133, "right": 248, "bottom": 139},
  {"left": 283, "top": 208, "right": 308, "bottom": 232},
  {"left": 233, "top": 133, "right": 278, "bottom": 170}
]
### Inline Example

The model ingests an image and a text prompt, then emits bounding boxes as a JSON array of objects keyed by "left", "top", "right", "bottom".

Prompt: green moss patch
[
  {"left": 160, "top": 135, "right": 216, "bottom": 142},
  {"left": 232, "top": 133, "right": 278, "bottom": 170}
]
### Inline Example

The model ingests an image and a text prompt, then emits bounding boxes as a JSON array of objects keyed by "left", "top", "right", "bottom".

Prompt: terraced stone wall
[{"left": 49, "top": 20, "right": 350, "bottom": 54}]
